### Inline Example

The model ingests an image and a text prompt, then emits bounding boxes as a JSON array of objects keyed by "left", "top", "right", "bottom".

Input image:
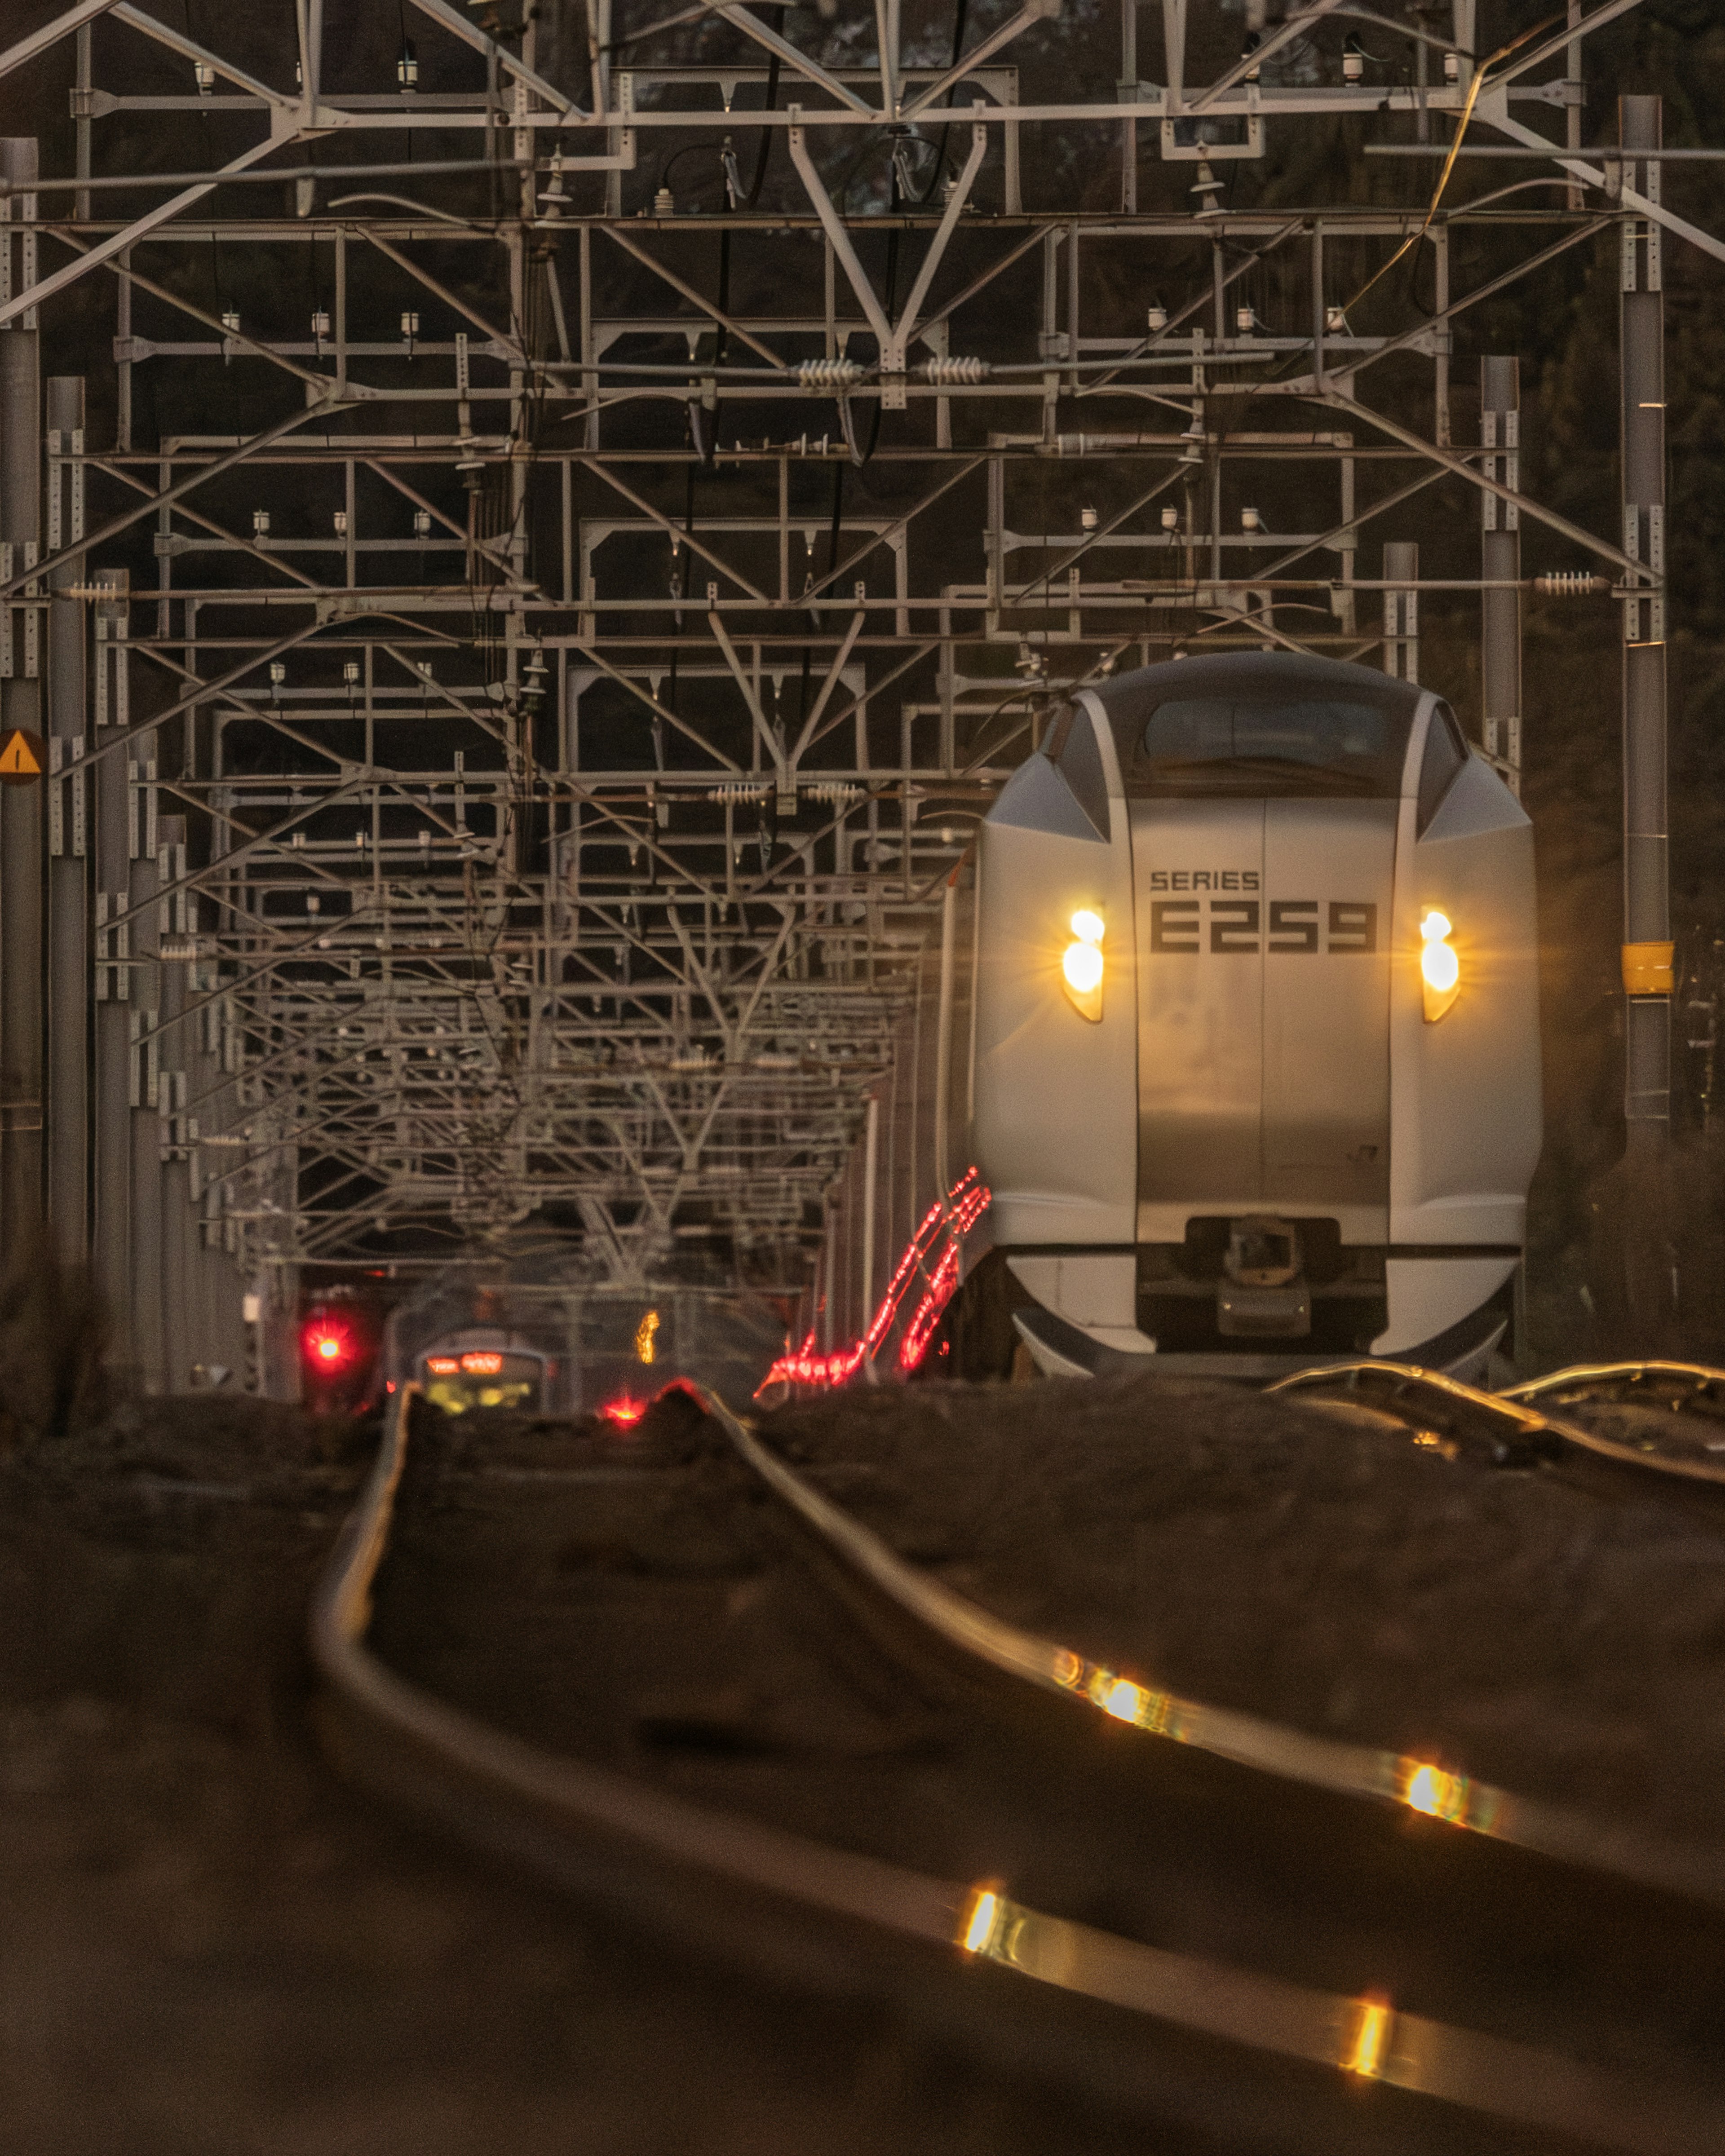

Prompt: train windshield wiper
[{"left": 1144, "top": 755, "right": 1384, "bottom": 794}]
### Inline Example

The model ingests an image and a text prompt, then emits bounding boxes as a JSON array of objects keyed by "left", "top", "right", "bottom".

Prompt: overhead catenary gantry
[{"left": 0, "top": 0, "right": 1705, "bottom": 1392}]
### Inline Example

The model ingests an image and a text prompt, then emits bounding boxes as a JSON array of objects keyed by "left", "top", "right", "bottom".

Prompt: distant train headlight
[
  {"left": 1420, "top": 908, "right": 1460, "bottom": 1023},
  {"left": 1062, "top": 909, "right": 1105, "bottom": 1021}
]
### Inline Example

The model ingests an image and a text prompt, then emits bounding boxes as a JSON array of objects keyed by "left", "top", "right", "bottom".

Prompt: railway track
[
  {"left": 311, "top": 1375, "right": 1725, "bottom": 2156},
  {"left": 1275, "top": 1360, "right": 1725, "bottom": 1490}
]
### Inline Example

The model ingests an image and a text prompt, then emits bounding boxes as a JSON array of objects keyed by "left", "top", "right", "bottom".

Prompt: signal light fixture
[{"left": 302, "top": 1322, "right": 351, "bottom": 1369}]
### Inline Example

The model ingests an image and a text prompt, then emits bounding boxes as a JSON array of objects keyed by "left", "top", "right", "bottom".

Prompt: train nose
[
  {"left": 1132, "top": 797, "right": 1397, "bottom": 1248},
  {"left": 973, "top": 659, "right": 1541, "bottom": 1381}
]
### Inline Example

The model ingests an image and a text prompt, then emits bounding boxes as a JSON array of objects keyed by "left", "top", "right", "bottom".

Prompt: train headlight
[
  {"left": 1420, "top": 908, "right": 1460, "bottom": 1023},
  {"left": 1062, "top": 909, "right": 1105, "bottom": 1021}
]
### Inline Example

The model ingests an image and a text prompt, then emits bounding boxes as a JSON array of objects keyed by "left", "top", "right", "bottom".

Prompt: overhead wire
[{"left": 1341, "top": 6, "right": 1569, "bottom": 318}]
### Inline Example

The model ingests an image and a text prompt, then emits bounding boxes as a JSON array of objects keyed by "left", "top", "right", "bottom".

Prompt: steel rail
[
  {"left": 309, "top": 1386, "right": 1721, "bottom": 2155},
  {"left": 687, "top": 1378, "right": 1725, "bottom": 1911},
  {"left": 1510, "top": 1360, "right": 1725, "bottom": 1398},
  {"left": 1499, "top": 1362, "right": 1725, "bottom": 1486},
  {"left": 1281, "top": 1359, "right": 1725, "bottom": 1489}
]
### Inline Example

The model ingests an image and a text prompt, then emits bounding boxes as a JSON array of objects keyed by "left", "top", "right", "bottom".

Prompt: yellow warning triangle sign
[{"left": 0, "top": 730, "right": 42, "bottom": 779}]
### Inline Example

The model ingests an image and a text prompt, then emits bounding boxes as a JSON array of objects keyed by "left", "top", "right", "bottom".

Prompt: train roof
[{"left": 1088, "top": 649, "right": 1426, "bottom": 719}]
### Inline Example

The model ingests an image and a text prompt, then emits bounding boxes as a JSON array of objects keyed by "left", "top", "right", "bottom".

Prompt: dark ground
[
  {"left": 8, "top": 1376, "right": 1725, "bottom": 2154},
  {"left": 0, "top": 1394, "right": 1176, "bottom": 2156}
]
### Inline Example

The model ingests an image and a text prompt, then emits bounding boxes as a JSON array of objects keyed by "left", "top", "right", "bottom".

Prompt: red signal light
[{"left": 302, "top": 1323, "right": 352, "bottom": 1370}]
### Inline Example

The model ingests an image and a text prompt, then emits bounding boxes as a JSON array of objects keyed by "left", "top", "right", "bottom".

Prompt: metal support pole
[
  {"left": 1480, "top": 356, "right": 1522, "bottom": 793},
  {"left": 157, "top": 815, "right": 190, "bottom": 1391},
  {"left": 1566, "top": 0, "right": 1584, "bottom": 214},
  {"left": 821, "top": 1201, "right": 836, "bottom": 1353},
  {"left": 934, "top": 872, "right": 955, "bottom": 1200},
  {"left": 74, "top": 26, "right": 92, "bottom": 224},
  {"left": 261, "top": 1254, "right": 302, "bottom": 1403},
  {"left": 1337, "top": 446, "right": 1356, "bottom": 635},
  {"left": 93, "top": 586, "right": 132, "bottom": 1374},
  {"left": 883, "top": 1044, "right": 899, "bottom": 1303},
  {"left": 1382, "top": 541, "right": 1418, "bottom": 682},
  {"left": 188, "top": 941, "right": 245, "bottom": 1385},
  {"left": 0, "top": 140, "right": 44, "bottom": 1270},
  {"left": 115, "top": 248, "right": 131, "bottom": 451},
  {"left": 860, "top": 1089, "right": 879, "bottom": 1366},
  {"left": 45, "top": 377, "right": 87, "bottom": 1264},
  {"left": 128, "top": 841, "right": 164, "bottom": 1392},
  {"left": 1619, "top": 94, "right": 1670, "bottom": 1142},
  {"left": 1432, "top": 227, "right": 1451, "bottom": 448}
]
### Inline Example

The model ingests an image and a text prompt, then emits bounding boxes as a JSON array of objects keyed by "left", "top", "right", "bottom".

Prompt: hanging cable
[
  {"left": 745, "top": 7, "right": 785, "bottom": 207},
  {"left": 1342, "top": 7, "right": 1566, "bottom": 317},
  {"left": 930, "top": 0, "right": 971, "bottom": 203}
]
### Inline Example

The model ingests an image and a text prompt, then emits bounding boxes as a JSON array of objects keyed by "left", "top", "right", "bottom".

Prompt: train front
[{"left": 972, "top": 651, "right": 1540, "bottom": 1382}]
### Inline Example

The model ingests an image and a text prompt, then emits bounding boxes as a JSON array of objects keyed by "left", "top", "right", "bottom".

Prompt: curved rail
[
  {"left": 310, "top": 1387, "right": 1720, "bottom": 2156},
  {"left": 1278, "top": 1358, "right": 1725, "bottom": 1487},
  {"left": 1499, "top": 1362, "right": 1725, "bottom": 1486},
  {"left": 689, "top": 1378, "right": 1725, "bottom": 1912},
  {"left": 310, "top": 1385, "right": 960, "bottom": 1940}
]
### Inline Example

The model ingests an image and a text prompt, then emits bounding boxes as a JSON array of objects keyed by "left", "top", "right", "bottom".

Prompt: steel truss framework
[{"left": 0, "top": 0, "right": 1708, "bottom": 1390}]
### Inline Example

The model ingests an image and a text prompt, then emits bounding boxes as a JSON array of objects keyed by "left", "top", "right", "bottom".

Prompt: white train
[{"left": 971, "top": 651, "right": 1541, "bottom": 1383}]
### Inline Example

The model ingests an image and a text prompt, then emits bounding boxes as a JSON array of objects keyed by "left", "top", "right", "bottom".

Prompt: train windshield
[{"left": 1132, "top": 696, "right": 1412, "bottom": 797}]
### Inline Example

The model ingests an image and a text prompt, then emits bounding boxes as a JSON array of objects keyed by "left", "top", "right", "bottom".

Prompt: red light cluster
[
  {"left": 759, "top": 1167, "right": 990, "bottom": 1395},
  {"left": 599, "top": 1395, "right": 647, "bottom": 1427}
]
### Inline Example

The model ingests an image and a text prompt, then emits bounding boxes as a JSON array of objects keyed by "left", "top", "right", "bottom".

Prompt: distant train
[
  {"left": 972, "top": 651, "right": 1541, "bottom": 1383},
  {"left": 391, "top": 1279, "right": 788, "bottom": 1419},
  {"left": 415, "top": 1333, "right": 553, "bottom": 1416}
]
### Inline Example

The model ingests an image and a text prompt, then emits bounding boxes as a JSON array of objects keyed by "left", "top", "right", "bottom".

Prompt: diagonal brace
[
  {"left": 788, "top": 611, "right": 865, "bottom": 769},
  {"left": 0, "top": 132, "right": 289, "bottom": 332},
  {"left": 0, "top": 394, "right": 355, "bottom": 602},
  {"left": 900, "top": 0, "right": 1059, "bottom": 122},
  {"left": 789, "top": 110, "right": 988, "bottom": 407},
  {"left": 708, "top": 611, "right": 789, "bottom": 789}
]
